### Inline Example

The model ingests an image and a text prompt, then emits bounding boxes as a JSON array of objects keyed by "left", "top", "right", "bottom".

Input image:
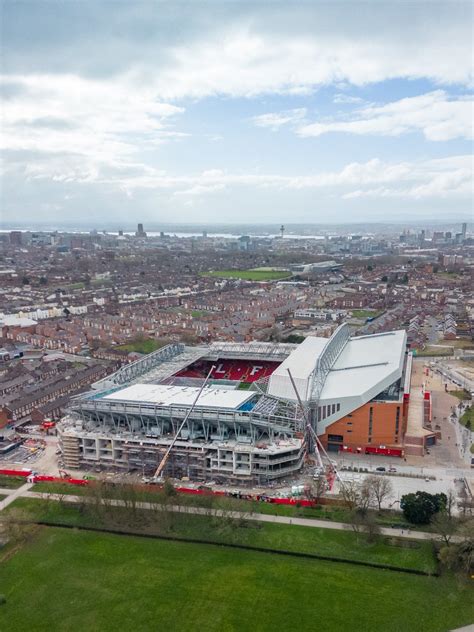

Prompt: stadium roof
[
  {"left": 271, "top": 336, "right": 327, "bottom": 382},
  {"left": 267, "top": 328, "right": 407, "bottom": 404},
  {"left": 320, "top": 330, "right": 406, "bottom": 401},
  {"left": 103, "top": 383, "right": 255, "bottom": 410}
]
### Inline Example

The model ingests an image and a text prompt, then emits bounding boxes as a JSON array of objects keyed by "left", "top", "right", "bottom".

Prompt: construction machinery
[{"left": 152, "top": 365, "right": 216, "bottom": 482}]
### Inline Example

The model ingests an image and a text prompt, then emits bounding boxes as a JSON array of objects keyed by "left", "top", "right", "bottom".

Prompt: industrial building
[{"left": 58, "top": 324, "right": 412, "bottom": 483}]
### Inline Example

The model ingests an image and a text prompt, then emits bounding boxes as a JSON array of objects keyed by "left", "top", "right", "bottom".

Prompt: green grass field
[
  {"left": 6, "top": 497, "right": 436, "bottom": 572},
  {"left": 460, "top": 406, "right": 473, "bottom": 428},
  {"left": 202, "top": 269, "right": 292, "bottom": 281},
  {"left": 350, "top": 309, "right": 382, "bottom": 319},
  {"left": 1, "top": 527, "right": 473, "bottom": 632},
  {"left": 449, "top": 389, "right": 472, "bottom": 401},
  {"left": 415, "top": 347, "right": 454, "bottom": 357},
  {"left": 115, "top": 339, "right": 166, "bottom": 354},
  {"left": 0, "top": 475, "right": 26, "bottom": 489}
]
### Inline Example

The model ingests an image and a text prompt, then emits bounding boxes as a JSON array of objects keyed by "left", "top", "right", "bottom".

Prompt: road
[{"left": 0, "top": 485, "right": 451, "bottom": 542}]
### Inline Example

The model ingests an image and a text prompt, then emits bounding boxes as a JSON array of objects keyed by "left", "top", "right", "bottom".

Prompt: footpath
[{"left": 0, "top": 485, "right": 442, "bottom": 542}]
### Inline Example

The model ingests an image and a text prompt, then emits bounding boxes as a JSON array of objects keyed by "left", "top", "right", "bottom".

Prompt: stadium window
[
  {"left": 336, "top": 403, "right": 340, "bottom": 412},
  {"left": 331, "top": 404, "right": 336, "bottom": 415},
  {"left": 368, "top": 406, "right": 373, "bottom": 436},
  {"left": 395, "top": 406, "right": 400, "bottom": 434},
  {"left": 322, "top": 406, "right": 326, "bottom": 419},
  {"left": 346, "top": 421, "right": 352, "bottom": 425},
  {"left": 368, "top": 437, "right": 372, "bottom": 443}
]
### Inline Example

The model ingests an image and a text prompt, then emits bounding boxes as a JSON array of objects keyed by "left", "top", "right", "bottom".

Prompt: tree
[
  {"left": 307, "top": 475, "right": 328, "bottom": 504},
  {"left": 349, "top": 510, "right": 382, "bottom": 543},
  {"left": 363, "top": 475, "right": 394, "bottom": 511},
  {"left": 340, "top": 480, "right": 371, "bottom": 514},
  {"left": 438, "top": 519, "right": 474, "bottom": 576},
  {"left": 400, "top": 491, "right": 447, "bottom": 525},
  {"left": 340, "top": 481, "right": 362, "bottom": 512},
  {"left": 431, "top": 512, "right": 457, "bottom": 546}
]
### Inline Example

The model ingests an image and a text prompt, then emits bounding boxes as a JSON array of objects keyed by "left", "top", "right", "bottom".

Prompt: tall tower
[
  {"left": 280, "top": 225, "right": 285, "bottom": 239},
  {"left": 462, "top": 222, "right": 467, "bottom": 239}
]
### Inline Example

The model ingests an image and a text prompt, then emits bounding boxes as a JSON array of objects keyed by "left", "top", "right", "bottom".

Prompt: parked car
[
  {"left": 388, "top": 467, "right": 397, "bottom": 472},
  {"left": 376, "top": 466, "right": 386, "bottom": 472}
]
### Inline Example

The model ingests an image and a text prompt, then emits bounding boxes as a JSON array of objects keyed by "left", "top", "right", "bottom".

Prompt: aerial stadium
[{"left": 58, "top": 324, "right": 412, "bottom": 484}]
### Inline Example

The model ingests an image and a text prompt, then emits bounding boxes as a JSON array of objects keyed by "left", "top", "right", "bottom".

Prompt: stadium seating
[{"left": 175, "top": 359, "right": 279, "bottom": 382}]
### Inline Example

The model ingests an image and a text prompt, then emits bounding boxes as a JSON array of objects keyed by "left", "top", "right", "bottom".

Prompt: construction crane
[
  {"left": 286, "top": 368, "right": 343, "bottom": 489},
  {"left": 152, "top": 365, "right": 216, "bottom": 481}
]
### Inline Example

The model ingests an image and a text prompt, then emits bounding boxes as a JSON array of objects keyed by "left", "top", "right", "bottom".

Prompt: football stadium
[{"left": 58, "top": 324, "right": 412, "bottom": 483}]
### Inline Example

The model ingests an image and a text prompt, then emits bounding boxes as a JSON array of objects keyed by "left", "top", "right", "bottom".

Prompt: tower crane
[
  {"left": 286, "top": 368, "right": 343, "bottom": 490},
  {"left": 152, "top": 365, "right": 216, "bottom": 481}
]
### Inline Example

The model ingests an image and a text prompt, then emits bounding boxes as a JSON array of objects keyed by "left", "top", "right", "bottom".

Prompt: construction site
[{"left": 57, "top": 324, "right": 412, "bottom": 485}]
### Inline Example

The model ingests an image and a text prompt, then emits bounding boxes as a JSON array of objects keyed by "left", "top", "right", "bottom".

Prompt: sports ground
[{"left": 202, "top": 268, "right": 292, "bottom": 281}]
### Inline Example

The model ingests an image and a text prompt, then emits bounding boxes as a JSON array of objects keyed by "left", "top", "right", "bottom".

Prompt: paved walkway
[
  {"left": 0, "top": 483, "right": 33, "bottom": 512},
  {"left": 0, "top": 485, "right": 443, "bottom": 542}
]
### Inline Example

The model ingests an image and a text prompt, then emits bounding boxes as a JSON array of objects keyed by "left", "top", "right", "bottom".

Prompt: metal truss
[
  {"left": 309, "top": 323, "right": 351, "bottom": 402},
  {"left": 207, "top": 341, "right": 296, "bottom": 361}
]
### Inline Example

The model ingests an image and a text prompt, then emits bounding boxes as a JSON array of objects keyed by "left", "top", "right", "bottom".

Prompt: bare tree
[
  {"left": 306, "top": 476, "right": 327, "bottom": 504},
  {"left": 339, "top": 481, "right": 361, "bottom": 512},
  {"left": 445, "top": 488, "right": 457, "bottom": 519},
  {"left": 431, "top": 512, "right": 458, "bottom": 546},
  {"left": 363, "top": 475, "right": 394, "bottom": 511}
]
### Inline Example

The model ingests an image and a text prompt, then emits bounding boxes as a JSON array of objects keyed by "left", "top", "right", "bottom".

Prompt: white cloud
[
  {"left": 0, "top": 73, "right": 185, "bottom": 179},
  {"left": 252, "top": 108, "right": 307, "bottom": 130},
  {"left": 333, "top": 94, "right": 364, "bottom": 104},
  {"left": 101, "top": 155, "right": 472, "bottom": 202},
  {"left": 298, "top": 91, "right": 473, "bottom": 141}
]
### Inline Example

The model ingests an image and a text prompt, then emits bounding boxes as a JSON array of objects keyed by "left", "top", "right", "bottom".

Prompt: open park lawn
[
  {"left": 202, "top": 269, "right": 291, "bottom": 281},
  {"left": 115, "top": 339, "right": 166, "bottom": 354},
  {"left": 1, "top": 527, "right": 473, "bottom": 632}
]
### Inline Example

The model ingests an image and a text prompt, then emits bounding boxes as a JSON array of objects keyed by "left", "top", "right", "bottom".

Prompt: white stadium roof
[
  {"left": 267, "top": 328, "right": 407, "bottom": 426},
  {"left": 267, "top": 337, "right": 327, "bottom": 400},
  {"left": 103, "top": 383, "right": 254, "bottom": 410},
  {"left": 321, "top": 330, "right": 406, "bottom": 400}
]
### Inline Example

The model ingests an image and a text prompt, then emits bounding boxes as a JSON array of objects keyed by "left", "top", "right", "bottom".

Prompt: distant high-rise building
[
  {"left": 135, "top": 223, "right": 147, "bottom": 238},
  {"left": 118, "top": 229, "right": 124, "bottom": 236},
  {"left": 461, "top": 222, "right": 467, "bottom": 239},
  {"left": 9, "top": 231, "right": 22, "bottom": 246},
  {"left": 280, "top": 225, "right": 285, "bottom": 238}
]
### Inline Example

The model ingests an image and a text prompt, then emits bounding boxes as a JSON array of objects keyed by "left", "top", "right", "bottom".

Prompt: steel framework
[{"left": 309, "top": 323, "right": 351, "bottom": 401}]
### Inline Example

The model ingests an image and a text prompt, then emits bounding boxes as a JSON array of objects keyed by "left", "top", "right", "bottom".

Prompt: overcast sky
[{"left": 1, "top": 1, "right": 473, "bottom": 226}]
